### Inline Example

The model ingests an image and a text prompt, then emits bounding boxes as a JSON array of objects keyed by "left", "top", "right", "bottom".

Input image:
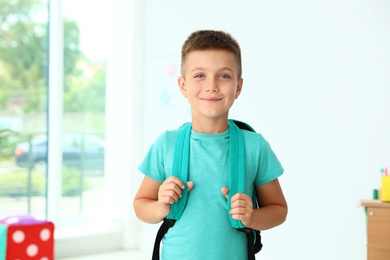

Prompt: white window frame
[{"left": 47, "top": 0, "right": 144, "bottom": 257}]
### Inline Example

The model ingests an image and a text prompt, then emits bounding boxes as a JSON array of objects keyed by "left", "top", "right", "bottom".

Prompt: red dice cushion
[{"left": 0, "top": 215, "right": 54, "bottom": 260}]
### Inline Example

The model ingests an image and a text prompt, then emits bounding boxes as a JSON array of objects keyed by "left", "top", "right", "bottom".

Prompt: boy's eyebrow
[
  {"left": 190, "top": 67, "right": 234, "bottom": 73},
  {"left": 190, "top": 67, "right": 206, "bottom": 73},
  {"left": 219, "top": 67, "right": 235, "bottom": 73}
]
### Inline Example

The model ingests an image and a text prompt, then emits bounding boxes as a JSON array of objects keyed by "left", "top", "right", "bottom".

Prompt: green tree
[
  {"left": 0, "top": 0, "right": 47, "bottom": 112},
  {"left": 0, "top": 0, "right": 106, "bottom": 114}
]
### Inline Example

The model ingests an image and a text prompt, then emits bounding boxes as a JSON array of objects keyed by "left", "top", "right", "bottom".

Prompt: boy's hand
[
  {"left": 158, "top": 176, "right": 194, "bottom": 215},
  {"left": 221, "top": 187, "right": 253, "bottom": 227}
]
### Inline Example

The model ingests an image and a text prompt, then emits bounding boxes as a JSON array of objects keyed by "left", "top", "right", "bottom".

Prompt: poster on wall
[{"left": 142, "top": 55, "right": 191, "bottom": 148}]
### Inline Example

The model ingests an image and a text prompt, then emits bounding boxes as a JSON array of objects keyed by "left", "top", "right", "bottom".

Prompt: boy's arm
[
  {"left": 228, "top": 178, "right": 287, "bottom": 231},
  {"left": 251, "top": 178, "right": 288, "bottom": 230},
  {"left": 133, "top": 175, "right": 192, "bottom": 224}
]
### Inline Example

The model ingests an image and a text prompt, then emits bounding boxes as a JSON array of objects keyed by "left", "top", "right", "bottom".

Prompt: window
[
  {"left": 1, "top": 0, "right": 142, "bottom": 256},
  {"left": 0, "top": 0, "right": 49, "bottom": 217},
  {"left": 0, "top": 0, "right": 109, "bottom": 227}
]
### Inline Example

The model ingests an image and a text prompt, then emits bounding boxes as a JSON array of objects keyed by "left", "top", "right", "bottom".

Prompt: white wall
[
  {"left": 105, "top": 0, "right": 144, "bottom": 250},
  {"left": 138, "top": 1, "right": 390, "bottom": 259}
]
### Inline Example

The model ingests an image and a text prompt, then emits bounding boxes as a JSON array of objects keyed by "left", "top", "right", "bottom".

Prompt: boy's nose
[{"left": 206, "top": 79, "right": 219, "bottom": 92}]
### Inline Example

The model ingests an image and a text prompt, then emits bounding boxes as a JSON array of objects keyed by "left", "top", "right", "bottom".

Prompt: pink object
[{"left": 165, "top": 62, "right": 176, "bottom": 76}]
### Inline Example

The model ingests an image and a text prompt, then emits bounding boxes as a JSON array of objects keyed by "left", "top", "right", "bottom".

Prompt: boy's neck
[{"left": 191, "top": 117, "right": 229, "bottom": 134}]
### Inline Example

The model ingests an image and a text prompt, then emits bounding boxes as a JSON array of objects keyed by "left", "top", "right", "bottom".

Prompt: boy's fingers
[
  {"left": 230, "top": 193, "right": 251, "bottom": 203},
  {"left": 168, "top": 176, "right": 185, "bottom": 189},
  {"left": 187, "top": 181, "right": 194, "bottom": 191},
  {"left": 221, "top": 187, "right": 229, "bottom": 199}
]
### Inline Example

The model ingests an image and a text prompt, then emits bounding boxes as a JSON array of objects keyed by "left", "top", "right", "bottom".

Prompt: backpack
[{"left": 152, "top": 119, "right": 262, "bottom": 260}]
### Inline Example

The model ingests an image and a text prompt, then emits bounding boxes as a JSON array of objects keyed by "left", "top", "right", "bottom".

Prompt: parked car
[{"left": 14, "top": 133, "right": 105, "bottom": 174}]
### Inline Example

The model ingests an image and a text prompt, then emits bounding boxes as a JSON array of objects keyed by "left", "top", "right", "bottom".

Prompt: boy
[{"left": 133, "top": 30, "right": 287, "bottom": 259}]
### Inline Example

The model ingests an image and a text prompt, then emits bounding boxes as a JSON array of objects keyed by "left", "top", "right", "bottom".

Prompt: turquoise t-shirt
[{"left": 138, "top": 126, "right": 284, "bottom": 260}]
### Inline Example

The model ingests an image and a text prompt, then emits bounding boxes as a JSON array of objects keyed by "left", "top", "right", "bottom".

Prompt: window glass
[
  {"left": 0, "top": 0, "right": 108, "bottom": 228},
  {"left": 0, "top": 0, "right": 49, "bottom": 217},
  {"left": 60, "top": 0, "right": 108, "bottom": 225}
]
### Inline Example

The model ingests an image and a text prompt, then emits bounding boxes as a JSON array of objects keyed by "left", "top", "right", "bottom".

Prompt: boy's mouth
[{"left": 201, "top": 97, "right": 222, "bottom": 103}]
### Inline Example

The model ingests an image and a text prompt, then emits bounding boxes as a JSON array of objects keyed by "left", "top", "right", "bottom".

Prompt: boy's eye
[
  {"left": 219, "top": 74, "right": 231, "bottom": 79},
  {"left": 194, "top": 74, "right": 204, "bottom": 78}
]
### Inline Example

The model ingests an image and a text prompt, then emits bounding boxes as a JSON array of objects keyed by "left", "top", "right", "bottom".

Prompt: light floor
[{"left": 60, "top": 250, "right": 150, "bottom": 260}]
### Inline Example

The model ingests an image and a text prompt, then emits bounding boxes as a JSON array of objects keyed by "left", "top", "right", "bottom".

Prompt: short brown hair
[{"left": 181, "top": 30, "right": 242, "bottom": 78}]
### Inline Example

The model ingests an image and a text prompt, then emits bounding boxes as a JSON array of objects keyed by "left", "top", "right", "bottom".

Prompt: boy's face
[{"left": 178, "top": 50, "right": 243, "bottom": 121}]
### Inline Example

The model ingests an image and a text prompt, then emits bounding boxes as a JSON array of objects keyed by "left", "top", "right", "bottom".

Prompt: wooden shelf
[
  {"left": 361, "top": 199, "right": 390, "bottom": 260},
  {"left": 361, "top": 199, "right": 390, "bottom": 208}
]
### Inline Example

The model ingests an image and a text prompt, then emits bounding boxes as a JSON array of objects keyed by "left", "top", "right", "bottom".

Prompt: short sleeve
[
  {"left": 242, "top": 130, "right": 284, "bottom": 187},
  {"left": 138, "top": 132, "right": 167, "bottom": 183},
  {"left": 255, "top": 135, "right": 284, "bottom": 186},
  {"left": 138, "top": 130, "right": 178, "bottom": 183}
]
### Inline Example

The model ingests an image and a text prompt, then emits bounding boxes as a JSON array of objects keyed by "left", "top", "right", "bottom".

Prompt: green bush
[
  {"left": 0, "top": 168, "right": 91, "bottom": 197},
  {"left": 0, "top": 128, "right": 19, "bottom": 160}
]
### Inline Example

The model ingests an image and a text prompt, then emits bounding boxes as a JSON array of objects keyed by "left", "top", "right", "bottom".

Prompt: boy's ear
[
  {"left": 235, "top": 78, "right": 243, "bottom": 99},
  {"left": 178, "top": 76, "right": 187, "bottom": 97}
]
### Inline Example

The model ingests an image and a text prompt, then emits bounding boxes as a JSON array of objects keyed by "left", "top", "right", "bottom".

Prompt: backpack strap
[
  {"left": 227, "top": 120, "right": 246, "bottom": 228},
  {"left": 166, "top": 122, "right": 192, "bottom": 220},
  {"left": 152, "top": 218, "right": 175, "bottom": 260}
]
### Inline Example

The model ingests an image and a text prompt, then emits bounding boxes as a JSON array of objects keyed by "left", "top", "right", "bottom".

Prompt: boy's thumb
[
  {"left": 221, "top": 187, "right": 229, "bottom": 199},
  {"left": 187, "top": 181, "right": 194, "bottom": 191}
]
